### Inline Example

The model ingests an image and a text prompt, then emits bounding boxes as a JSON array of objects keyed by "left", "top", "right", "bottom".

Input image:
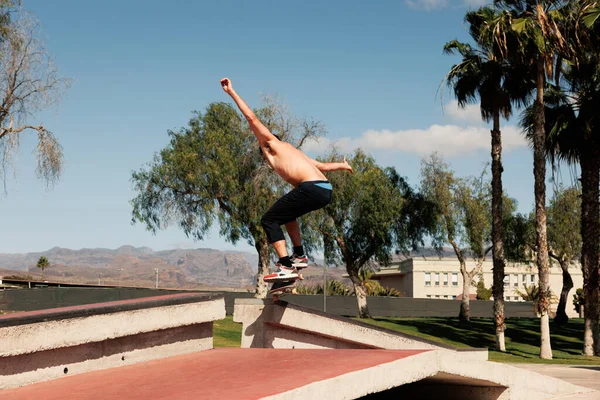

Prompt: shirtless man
[{"left": 220, "top": 78, "right": 353, "bottom": 286}]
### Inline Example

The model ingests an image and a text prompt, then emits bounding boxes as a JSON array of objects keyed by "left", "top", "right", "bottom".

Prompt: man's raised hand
[
  {"left": 343, "top": 156, "right": 353, "bottom": 174},
  {"left": 220, "top": 78, "right": 233, "bottom": 94}
]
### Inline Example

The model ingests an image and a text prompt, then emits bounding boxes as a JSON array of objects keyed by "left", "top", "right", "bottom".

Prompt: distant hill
[
  {"left": 0, "top": 246, "right": 257, "bottom": 290},
  {"left": 0, "top": 246, "right": 449, "bottom": 290},
  {"left": 0, "top": 245, "right": 348, "bottom": 290}
]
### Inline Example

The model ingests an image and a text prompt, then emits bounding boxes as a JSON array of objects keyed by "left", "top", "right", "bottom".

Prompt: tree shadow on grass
[{"left": 373, "top": 317, "right": 589, "bottom": 361}]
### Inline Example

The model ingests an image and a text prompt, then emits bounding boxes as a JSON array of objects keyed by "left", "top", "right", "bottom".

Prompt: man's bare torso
[{"left": 262, "top": 139, "right": 327, "bottom": 187}]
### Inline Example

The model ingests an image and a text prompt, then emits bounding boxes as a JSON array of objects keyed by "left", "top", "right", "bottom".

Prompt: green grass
[
  {"left": 213, "top": 315, "right": 242, "bottom": 348},
  {"left": 359, "top": 317, "right": 600, "bottom": 365},
  {"left": 213, "top": 314, "right": 600, "bottom": 365}
]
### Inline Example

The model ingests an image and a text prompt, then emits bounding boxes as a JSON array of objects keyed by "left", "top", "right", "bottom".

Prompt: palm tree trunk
[
  {"left": 534, "top": 57, "right": 552, "bottom": 360},
  {"left": 491, "top": 111, "right": 506, "bottom": 352},
  {"left": 459, "top": 265, "right": 471, "bottom": 321},
  {"left": 554, "top": 260, "right": 573, "bottom": 325},
  {"left": 254, "top": 239, "right": 270, "bottom": 299},
  {"left": 580, "top": 138, "right": 600, "bottom": 356}
]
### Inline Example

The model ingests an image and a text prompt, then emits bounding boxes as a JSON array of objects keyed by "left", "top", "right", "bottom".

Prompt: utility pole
[
  {"left": 98, "top": 273, "right": 102, "bottom": 286},
  {"left": 155, "top": 268, "right": 158, "bottom": 289},
  {"left": 323, "top": 263, "right": 327, "bottom": 313},
  {"left": 118, "top": 268, "right": 123, "bottom": 286}
]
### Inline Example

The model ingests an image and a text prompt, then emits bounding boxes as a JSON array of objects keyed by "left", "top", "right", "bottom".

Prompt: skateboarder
[{"left": 220, "top": 78, "right": 353, "bottom": 287}]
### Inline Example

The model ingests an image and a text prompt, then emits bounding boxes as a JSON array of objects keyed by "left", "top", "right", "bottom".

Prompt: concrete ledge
[
  {"left": 261, "top": 350, "right": 596, "bottom": 400},
  {"left": 233, "top": 299, "right": 488, "bottom": 360},
  {"left": 0, "top": 293, "right": 225, "bottom": 389}
]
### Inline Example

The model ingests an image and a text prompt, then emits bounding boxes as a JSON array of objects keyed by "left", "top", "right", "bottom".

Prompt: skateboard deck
[{"left": 270, "top": 284, "right": 297, "bottom": 301}]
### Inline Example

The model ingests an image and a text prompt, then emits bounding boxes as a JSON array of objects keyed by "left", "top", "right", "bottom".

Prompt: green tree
[
  {"left": 515, "top": 283, "right": 558, "bottom": 313},
  {"left": 443, "top": 4, "right": 531, "bottom": 351},
  {"left": 420, "top": 154, "right": 496, "bottom": 321},
  {"left": 547, "top": 185, "right": 581, "bottom": 324},
  {"left": 519, "top": 2, "right": 600, "bottom": 353},
  {"left": 476, "top": 276, "right": 493, "bottom": 300},
  {"left": 305, "top": 149, "right": 437, "bottom": 318},
  {"left": 36, "top": 256, "right": 49, "bottom": 280},
  {"left": 490, "top": 0, "right": 570, "bottom": 360},
  {"left": 130, "top": 100, "right": 323, "bottom": 298},
  {"left": 0, "top": 3, "right": 71, "bottom": 192}
]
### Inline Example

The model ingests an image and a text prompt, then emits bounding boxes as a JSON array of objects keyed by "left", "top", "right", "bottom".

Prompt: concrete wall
[
  {"left": 0, "top": 287, "right": 538, "bottom": 318},
  {"left": 0, "top": 293, "right": 225, "bottom": 389}
]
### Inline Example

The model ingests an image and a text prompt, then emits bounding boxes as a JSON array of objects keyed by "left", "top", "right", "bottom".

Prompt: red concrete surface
[
  {"left": 0, "top": 348, "right": 429, "bottom": 400},
  {"left": 0, "top": 293, "right": 202, "bottom": 321}
]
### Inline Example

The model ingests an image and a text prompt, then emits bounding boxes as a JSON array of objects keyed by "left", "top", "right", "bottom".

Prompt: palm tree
[
  {"left": 520, "top": 9, "right": 600, "bottom": 354},
  {"left": 443, "top": 5, "right": 531, "bottom": 351},
  {"left": 490, "top": 0, "right": 570, "bottom": 360},
  {"left": 36, "top": 256, "right": 49, "bottom": 280}
]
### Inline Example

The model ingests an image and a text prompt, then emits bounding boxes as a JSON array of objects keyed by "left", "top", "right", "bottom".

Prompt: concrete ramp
[
  {"left": 232, "top": 298, "right": 597, "bottom": 400},
  {"left": 233, "top": 298, "right": 486, "bottom": 359},
  {"left": 0, "top": 348, "right": 594, "bottom": 400}
]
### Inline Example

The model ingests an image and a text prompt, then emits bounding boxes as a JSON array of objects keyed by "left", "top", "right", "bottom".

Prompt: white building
[{"left": 371, "top": 255, "right": 583, "bottom": 318}]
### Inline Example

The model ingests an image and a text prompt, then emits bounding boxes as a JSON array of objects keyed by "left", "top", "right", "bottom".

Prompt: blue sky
[{"left": 0, "top": 0, "right": 577, "bottom": 255}]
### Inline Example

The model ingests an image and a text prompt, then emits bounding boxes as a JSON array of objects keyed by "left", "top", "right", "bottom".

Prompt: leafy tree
[
  {"left": 443, "top": 5, "right": 531, "bottom": 349},
  {"left": 36, "top": 256, "right": 49, "bottom": 280},
  {"left": 547, "top": 185, "right": 581, "bottom": 324},
  {"left": 0, "top": 3, "right": 71, "bottom": 192},
  {"left": 476, "top": 276, "right": 493, "bottom": 300},
  {"left": 519, "top": 2, "right": 600, "bottom": 353},
  {"left": 130, "top": 99, "right": 323, "bottom": 298},
  {"left": 515, "top": 283, "right": 558, "bottom": 314},
  {"left": 490, "top": 0, "right": 571, "bottom": 360},
  {"left": 420, "top": 153, "right": 494, "bottom": 321},
  {"left": 296, "top": 280, "right": 352, "bottom": 296},
  {"left": 305, "top": 149, "right": 437, "bottom": 318},
  {"left": 359, "top": 267, "right": 402, "bottom": 297}
]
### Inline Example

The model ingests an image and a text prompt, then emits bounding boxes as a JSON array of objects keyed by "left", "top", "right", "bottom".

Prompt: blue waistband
[{"left": 315, "top": 182, "right": 332, "bottom": 190}]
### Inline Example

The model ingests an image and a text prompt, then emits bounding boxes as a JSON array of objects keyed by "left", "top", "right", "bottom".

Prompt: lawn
[
  {"left": 213, "top": 315, "right": 242, "bottom": 348},
  {"left": 212, "top": 315, "right": 600, "bottom": 365},
  {"left": 360, "top": 317, "right": 600, "bottom": 365}
]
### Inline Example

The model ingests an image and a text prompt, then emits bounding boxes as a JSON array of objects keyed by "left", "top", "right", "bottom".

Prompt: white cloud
[
  {"left": 463, "top": 0, "right": 489, "bottom": 6},
  {"left": 404, "top": 0, "right": 448, "bottom": 11},
  {"left": 444, "top": 100, "right": 484, "bottom": 125},
  {"left": 304, "top": 100, "right": 528, "bottom": 158},
  {"left": 304, "top": 124, "right": 527, "bottom": 158},
  {"left": 405, "top": 0, "right": 490, "bottom": 11}
]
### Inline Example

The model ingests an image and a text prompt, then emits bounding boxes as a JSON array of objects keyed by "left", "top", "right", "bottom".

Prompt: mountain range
[{"left": 0, "top": 245, "right": 348, "bottom": 290}]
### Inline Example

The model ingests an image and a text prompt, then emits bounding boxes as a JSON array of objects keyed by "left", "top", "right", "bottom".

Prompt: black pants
[{"left": 261, "top": 180, "right": 333, "bottom": 243}]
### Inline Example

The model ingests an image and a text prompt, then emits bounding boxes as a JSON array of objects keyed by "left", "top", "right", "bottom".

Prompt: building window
[
  {"left": 443, "top": 273, "right": 448, "bottom": 286},
  {"left": 434, "top": 273, "right": 440, "bottom": 286},
  {"left": 522, "top": 274, "right": 527, "bottom": 286},
  {"left": 513, "top": 274, "right": 518, "bottom": 287},
  {"left": 452, "top": 295, "right": 457, "bottom": 300},
  {"left": 452, "top": 273, "right": 458, "bottom": 286},
  {"left": 530, "top": 274, "right": 535, "bottom": 284},
  {"left": 504, "top": 275, "right": 509, "bottom": 287},
  {"left": 426, "top": 295, "right": 431, "bottom": 298},
  {"left": 443, "top": 295, "right": 448, "bottom": 299},
  {"left": 425, "top": 272, "right": 431, "bottom": 286}
]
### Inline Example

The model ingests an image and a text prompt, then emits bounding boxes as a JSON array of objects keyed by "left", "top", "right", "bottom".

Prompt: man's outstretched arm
[
  {"left": 311, "top": 157, "right": 354, "bottom": 174},
  {"left": 220, "top": 78, "right": 275, "bottom": 145}
]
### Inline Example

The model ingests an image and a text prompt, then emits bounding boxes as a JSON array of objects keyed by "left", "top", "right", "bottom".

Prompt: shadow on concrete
[{"left": 1, "top": 324, "right": 210, "bottom": 376}]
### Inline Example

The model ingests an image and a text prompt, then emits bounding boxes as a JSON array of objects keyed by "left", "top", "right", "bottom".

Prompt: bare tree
[{"left": 0, "top": 11, "right": 71, "bottom": 192}]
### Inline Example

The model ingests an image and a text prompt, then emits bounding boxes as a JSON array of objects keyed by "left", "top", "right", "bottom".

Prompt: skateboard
[{"left": 269, "top": 281, "right": 297, "bottom": 301}]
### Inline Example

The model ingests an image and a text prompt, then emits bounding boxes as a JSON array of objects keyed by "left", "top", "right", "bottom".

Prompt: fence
[{"left": 0, "top": 287, "right": 536, "bottom": 318}]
